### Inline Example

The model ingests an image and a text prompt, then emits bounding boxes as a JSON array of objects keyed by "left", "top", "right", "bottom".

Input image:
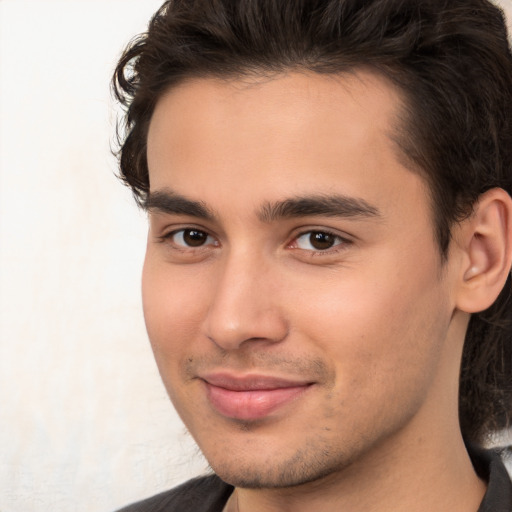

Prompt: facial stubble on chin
[
  {"left": 179, "top": 352, "right": 364, "bottom": 490},
  {"left": 208, "top": 428, "right": 355, "bottom": 490}
]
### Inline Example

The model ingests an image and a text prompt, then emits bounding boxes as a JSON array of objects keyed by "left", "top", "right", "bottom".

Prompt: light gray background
[{"left": 0, "top": 1, "right": 511, "bottom": 511}]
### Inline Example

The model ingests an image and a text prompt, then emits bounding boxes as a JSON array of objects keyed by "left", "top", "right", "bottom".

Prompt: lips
[{"left": 202, "top": 373, "right": 312, "bottom": 421}]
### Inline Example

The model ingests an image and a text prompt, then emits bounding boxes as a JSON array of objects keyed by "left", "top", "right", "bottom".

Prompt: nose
[{"left": 203, "top": 253, "right": 289, "bottom": 351}]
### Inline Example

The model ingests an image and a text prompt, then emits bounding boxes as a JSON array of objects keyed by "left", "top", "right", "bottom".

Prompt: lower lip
[{"left": 205, "top": 383, "right": 310, "bottom": 421}]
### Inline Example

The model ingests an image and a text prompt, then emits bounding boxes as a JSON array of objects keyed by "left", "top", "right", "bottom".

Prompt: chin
[{"left": 206, "top": 442, "right": 351, "bottom": 489}]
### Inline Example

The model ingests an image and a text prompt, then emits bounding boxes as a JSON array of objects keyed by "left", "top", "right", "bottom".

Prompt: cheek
[
  {"left": 141, "top": 254, "right": 208, "bottom": 366},
  {"left": 290, "top": 252, "right": 450, "bottom": 399}
]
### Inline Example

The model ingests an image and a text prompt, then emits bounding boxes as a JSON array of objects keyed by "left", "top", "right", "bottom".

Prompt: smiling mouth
[{"left": 201, "top": 373, "right": 314, "bottom": 421}]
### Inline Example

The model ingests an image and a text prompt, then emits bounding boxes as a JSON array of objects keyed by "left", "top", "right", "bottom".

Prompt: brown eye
[
  {"left": 183, "top": 229, "right": 208, "bottom": 246},
  {"left": 295, "top": 231, "right": 343, "bottom": 251},
  {"left": 170, "top": 229, "right": 215, "bottom": 248},
  {"left": 309, "top": 232, "right": 336, "bottom": 250}
]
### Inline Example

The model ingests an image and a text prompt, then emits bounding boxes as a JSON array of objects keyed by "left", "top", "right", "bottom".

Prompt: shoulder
[
  {"left": 469, "top": 445, "right": 512, "bottom": 512},
  {"left": 115, "top": 474, "right": 234, "bottom": 512}
]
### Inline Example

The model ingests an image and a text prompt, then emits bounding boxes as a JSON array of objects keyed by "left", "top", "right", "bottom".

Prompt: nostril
[{"left": 204, "top": 308, "right": 289, "bottom": 351}]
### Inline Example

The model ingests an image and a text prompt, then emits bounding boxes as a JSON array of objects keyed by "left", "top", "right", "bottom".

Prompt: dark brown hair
[{"left": 112, "top": 0, "right": 512, "bottom": 445}]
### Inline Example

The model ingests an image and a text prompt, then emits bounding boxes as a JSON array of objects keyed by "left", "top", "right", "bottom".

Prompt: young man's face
[{"left": 143, "top": 72, "right": 464, "bottom": 488}]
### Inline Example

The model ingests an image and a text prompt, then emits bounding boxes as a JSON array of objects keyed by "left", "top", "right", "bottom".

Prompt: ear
[{"left": 454, "top": 188, "right": 512, "bottom": 313}]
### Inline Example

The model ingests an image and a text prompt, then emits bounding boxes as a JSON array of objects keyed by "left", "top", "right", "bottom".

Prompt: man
[{"left": 113, "top": 0, "right": 512, "bottom": 510}]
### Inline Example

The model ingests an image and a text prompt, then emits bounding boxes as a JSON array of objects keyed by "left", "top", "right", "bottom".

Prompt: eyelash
[
  {"left": 158, "top": 227, "right": 351, "bottom": 255},
  {"left": 158, "top": 228, "right": 218, "bottom": 250},
  {"left": 289, "top": 230, "right": 349, "bottom": 253}
]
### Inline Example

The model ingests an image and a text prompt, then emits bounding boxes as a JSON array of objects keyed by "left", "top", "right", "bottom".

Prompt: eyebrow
[
  {"left": 144, "top": 189, "right": 214, "bottom": 220},
  {"left": 144, "top": 189, "right": 381, "bottom": 222},
  {"left": 258, "top": 195, "right": 380, "bottom": 222}
]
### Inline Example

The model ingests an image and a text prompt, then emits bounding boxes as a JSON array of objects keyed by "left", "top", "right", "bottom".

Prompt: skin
[{"left": 143, "top": 71, "right": 488, "bottom": 511}]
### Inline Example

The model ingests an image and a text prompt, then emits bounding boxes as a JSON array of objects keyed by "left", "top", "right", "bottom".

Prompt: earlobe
[{"left": 455, "top": 188, "right": 512, "bottom": 313}]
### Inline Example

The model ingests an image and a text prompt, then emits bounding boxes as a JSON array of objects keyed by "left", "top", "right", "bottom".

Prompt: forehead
[
  {"left": 146, "top": 71, "right": 425, "bottom": 222},
  {"left": 147, "top": 71, "right": 404, "bottom": 170}
]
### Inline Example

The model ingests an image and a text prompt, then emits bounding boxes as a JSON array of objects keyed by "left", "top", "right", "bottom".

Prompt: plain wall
[
  {"left": 0, "top": 1, "right": 511, "bottom": 511},
  {"left": 0, "top": 2, "right": 207, "bottom": 511}
]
